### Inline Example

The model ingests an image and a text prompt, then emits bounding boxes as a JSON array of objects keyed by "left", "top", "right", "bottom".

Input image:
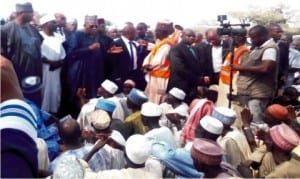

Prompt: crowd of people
[{"left": 1, "top": 2, "right": 300, "bottom": 178}]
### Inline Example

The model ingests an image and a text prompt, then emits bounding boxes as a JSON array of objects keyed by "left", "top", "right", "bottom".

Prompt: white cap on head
[
  {"left": 169, "top": 87, "right": 186, "bottom": 100},
  {"left": 89, "top": 109, "right": 111, "bottom": 130},
  {"left": 167, "top": 104, "right": 189, "bottom": 117},
  {"left": 212, "top": 107, "right": 236, "bottom": 126},
  {"left": 200, "top": 115, "right": 223, "bottom": 135},
  {"left": 110, "top": 130, "right": 126, "bottom": 147},
  {"left": 141, "top": 102, "right": 162, "bottom": 117},
  {"left": 101, "top": 79, "right": 118, "bottom": 94},
  {"left": 125, "top": 134, "right": 151, "bottom": 164},
  {"left": 40, "top": 14, "right": 56, "bottom": 25}
]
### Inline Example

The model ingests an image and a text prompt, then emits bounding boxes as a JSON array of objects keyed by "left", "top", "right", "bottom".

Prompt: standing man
[
  {"left": 142, "top": 20, "right": 178, "bottom": 104},
  {"left": 107, "top": 22, "right": 146, "bottom": 91},
  {"left": 63, "top": 15, "right": 105, "bottom": 117},
  {"left": 267, "top": 23, "right": 289, "bottom": 92},
  {"left": 39, "top": 14, "right": 66, "bottom": 115},
  {"left": 167, "top": 28, "right": 210, "bottom": 104},
  {"left": 232, "top": 25, "right": 278, "bottom": 127},
  {"left": 196, "top": 28, "right": 230, "bottom": 85},
  {"left": 54, "top": 13, "right": 69, "bottom": 42},
  {"left": 135, "top": 22, "right": 151, "bottom": 61},
  {"left": 1, "top": 2, "right": 43, "bottom": 106}
]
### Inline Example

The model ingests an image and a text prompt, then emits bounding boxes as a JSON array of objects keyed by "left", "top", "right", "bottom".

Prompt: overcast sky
[{"left": 1, "top": 0, "right": 299, "bottom": 28}]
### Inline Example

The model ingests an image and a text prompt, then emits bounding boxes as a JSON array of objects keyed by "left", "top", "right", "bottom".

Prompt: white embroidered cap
[
  {"left": 101, "top": 79, "right": 118, "bottom": 94},
  {"left": 169, "top": 87, "right": 186, "bottom": 100},
  {"left": 200, "top": 115, "right": 223, "bottom": 135}
]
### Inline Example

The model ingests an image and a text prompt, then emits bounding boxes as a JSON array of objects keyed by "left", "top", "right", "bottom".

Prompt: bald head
[
  {"left": 122, "top": 22, "right": 136, "bottom": 41},
  {"left": 206, "top": 28, "right": 221, "bottom": 46},
  {"left": 58, "top": 119, "right": 81, "bottom": 144},
  {"left": 55, "top": 13, "right": 66, "bottom": 28}
]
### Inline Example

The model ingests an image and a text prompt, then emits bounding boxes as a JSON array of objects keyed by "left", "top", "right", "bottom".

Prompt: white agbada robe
[{"left": 40, "top": 32, "right": 66, "bottom": 113}]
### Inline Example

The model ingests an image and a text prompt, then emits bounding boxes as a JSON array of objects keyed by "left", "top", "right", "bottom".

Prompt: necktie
[
  {"left": 129, "top": 41, "right": 134, "bottom": 69},
  {"left": 58, "top": 27, "right": 63, "bottom": 35},
  {"left": 189, "top": 46, "right": 197, "bottom": 59}
]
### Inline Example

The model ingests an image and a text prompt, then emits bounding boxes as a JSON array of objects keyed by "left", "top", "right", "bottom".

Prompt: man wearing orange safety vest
[
  {"left": 217, "top": 34, "right": 250, "bottom": 107},
  {"left": 142, "top": 20, "right": 181, "bottom": 104}
]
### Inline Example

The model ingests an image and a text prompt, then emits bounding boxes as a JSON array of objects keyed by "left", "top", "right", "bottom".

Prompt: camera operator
[
  {"left": 231, "top": 25, "right": 279, "bottom": 127},
  {"left": 218, "top": 32, "right": 250, "bottom": 108}
]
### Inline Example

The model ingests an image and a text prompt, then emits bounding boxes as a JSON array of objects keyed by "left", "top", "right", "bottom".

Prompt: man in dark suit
[
  {"left": 267, "top": 23, "right": 289, "bottom": 91},
  {"left": 194, "top": 28, "right": 230, "bottom": 85},
  {"left": 107, "top": 22, "right": 146, "bottom": 91},
  {"left": 54, "top": 13, "right": 71, "bottom": 42},
  {"left": 167, "top": 29, "right": 210, "bottom": 104}
]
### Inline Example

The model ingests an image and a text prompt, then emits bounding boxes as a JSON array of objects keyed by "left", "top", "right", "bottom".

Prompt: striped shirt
[{"left": 0, "top": 99, "right": 38, "bottom": 141}]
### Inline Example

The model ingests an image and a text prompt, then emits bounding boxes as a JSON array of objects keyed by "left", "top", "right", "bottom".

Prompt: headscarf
[{"left": 181, "top": 98, "right": 214, "bottom": 143}]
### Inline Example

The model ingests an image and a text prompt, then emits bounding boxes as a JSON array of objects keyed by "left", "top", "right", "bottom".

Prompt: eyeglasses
[{"left": 89, "top": 25, "right": 98, "bottom": 29}]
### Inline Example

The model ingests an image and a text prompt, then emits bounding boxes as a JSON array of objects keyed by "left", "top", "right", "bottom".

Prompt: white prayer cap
[
  {"left": 167, "top": 105, "right": 189, "bottom": 118},
  {"left": 111, "top": 130, "right": 126, "bottom": 147},
  {"left": 169, "top": 87, "right": 186, "bottom": 100},
  {"left": 141, "top": 102, "right": 162, "bottom": 117},
  {"left": 200, "top": 115, "right": 223, "bottom": 135},
  {"left": 212, "top": 107, "right": 236, "bottom": 126},
  {"left": 89, "top": 109, "right": 111, "bottom": 130},
  {"left": 40, "top": 14, "right": 56, "bottom": 25},
  {"left": 125, "top": 134, "right": 151, "bottom": 164},
  {"left": 101, "top": 79, "right": 118, "bottom": 94}
]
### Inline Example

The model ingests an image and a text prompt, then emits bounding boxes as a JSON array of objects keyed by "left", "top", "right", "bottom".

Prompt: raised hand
[
  {"left": 241, "top": 107, "right": 253, "bottom": 128},
  {"left": 286, "top": 105, "right": 297, "bottom": 121}
]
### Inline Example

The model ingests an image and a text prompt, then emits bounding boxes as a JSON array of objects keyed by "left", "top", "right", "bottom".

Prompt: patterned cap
[
  {"left": 101, "top": 79, "right": 118, "bottom": 94},
  {"left": 212, "top": 107, "right": 236, "bottom": 126},
  {"left": 16, "top": 2, "right": 33, "bottom": 13},
  {"left": 191, "top": 138, "right": 224, "bottom": 166},
  {"left": 127, "top": 88, "right": 148, "bottom": 106},
  {"left": 269, "top": 123, "right": 300, "bottom": 152},
  {"left": 95, "top": 99, "right": 116, "bottom": 113},
  {"left": 89, "top": 109, "right": 111, "bottom": 130}
]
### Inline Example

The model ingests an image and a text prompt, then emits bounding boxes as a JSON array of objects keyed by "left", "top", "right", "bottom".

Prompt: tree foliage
[{"left": 229, "top": 3, "right": 296, "bottom": 26}]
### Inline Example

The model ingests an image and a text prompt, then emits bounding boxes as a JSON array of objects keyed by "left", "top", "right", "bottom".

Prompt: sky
[{"left": 1, "top": 0, "right": 300, "bottom": 29}]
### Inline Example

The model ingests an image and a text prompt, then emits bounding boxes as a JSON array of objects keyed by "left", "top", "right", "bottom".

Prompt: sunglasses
[{"left": 89, "top": 25, "right": 98, "bottom": 29}]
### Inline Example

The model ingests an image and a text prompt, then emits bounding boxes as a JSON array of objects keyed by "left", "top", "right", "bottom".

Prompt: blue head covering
[
  {"left": 95, "top": 99, "right": 116, "bottom": 113},
  {"left": 212, "top": 107, "right": 236, "bottom": 126},
  {"left": 16, "top": 2, "right": 33, "bottom": 13},
  {"left": 127, "top": 88, "right": 148, "bottom": 106},
  {"left": 150, "top": 141, "right": 203, "bottom": 178}
]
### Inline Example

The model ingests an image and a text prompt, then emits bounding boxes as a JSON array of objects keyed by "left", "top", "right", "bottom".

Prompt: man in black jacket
[{"left": 167, "top": 29, "right": 210, "bottom": 104}]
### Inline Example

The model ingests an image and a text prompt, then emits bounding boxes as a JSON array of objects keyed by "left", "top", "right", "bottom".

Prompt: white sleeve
[{"left": 262, "top": 48, "right": 277, "bottom": 61}]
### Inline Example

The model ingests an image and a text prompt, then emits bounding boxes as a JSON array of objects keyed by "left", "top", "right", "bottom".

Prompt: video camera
[{"left": 216, "top": 15, "right": 250, "bottom": 36}]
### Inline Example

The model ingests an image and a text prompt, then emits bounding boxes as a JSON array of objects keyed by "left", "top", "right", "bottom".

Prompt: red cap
[{"left": 267, "top": 104, "right": 288, "bottom": 120}]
